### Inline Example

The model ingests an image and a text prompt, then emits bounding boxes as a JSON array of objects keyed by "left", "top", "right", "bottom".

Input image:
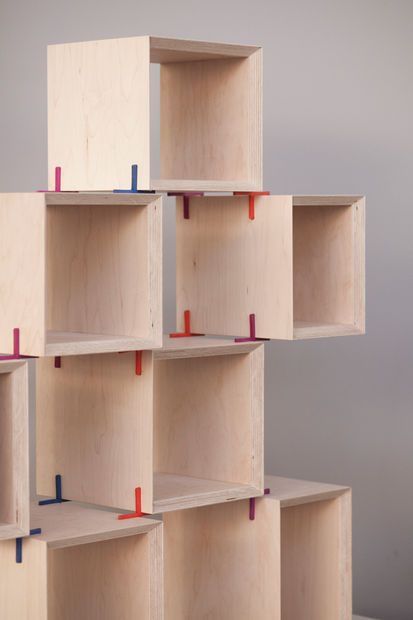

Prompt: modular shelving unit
[{"left": 0, "top": 33, "right": 365, "bottom": 619}]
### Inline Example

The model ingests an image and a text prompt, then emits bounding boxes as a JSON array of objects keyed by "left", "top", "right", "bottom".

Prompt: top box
[{"left": 48, "top": 36, "right": 263, "bottom": 192}]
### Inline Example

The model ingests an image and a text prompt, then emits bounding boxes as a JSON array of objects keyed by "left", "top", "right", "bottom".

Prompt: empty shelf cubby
[
  {"left": 0, "top": 502, "right": 163, "bottom": 619},
  {"left": 176, "top": 194, "right": 365, "bottom": 340},
  {"left": 0, "top": 193, "right": 162, "bottom": 356},
  {"left": 48, "top": 36, "right": 262, "bottom": 192},
  {"left": 36, "top": 337, "right": 264, "bottom": 514},
  {"left": 163, "top": 475, "right": 351, "bottom": 619},
  {"left": 0, "top": 360, "right": 29, "bottom": 540}
]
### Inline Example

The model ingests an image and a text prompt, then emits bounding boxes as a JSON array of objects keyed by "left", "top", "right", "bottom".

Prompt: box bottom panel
[
  {"left": 153, "top": 472, "right": 261, "bottom": 513},
  {"left": 45, "top": 331, "right": 159, "bottom": 355}
]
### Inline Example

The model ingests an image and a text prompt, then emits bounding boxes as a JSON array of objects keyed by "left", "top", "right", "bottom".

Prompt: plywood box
[
  {"left": 0, "top": 360, "right": 29, "bottom": 540},
  {"left": 0, "top": 193, "right": 162, "bottom": 356},
  {"left": 0, "top": 502, "right": 163, "bottom": 619},
  {"left": 48, "top": 36, "right": 262, "bottom": 192},
  {"left": 36, "top": 337, "right": 264, "bottom": 514},
  {"left": 176, "top": 194, "right": 365, "bottom": 339},
  {"left": 163, "top": 475, "right": 351, "bottom": 619}
]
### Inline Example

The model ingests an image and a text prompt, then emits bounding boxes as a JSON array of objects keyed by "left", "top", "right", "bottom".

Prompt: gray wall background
[{"left": 1, "top": 0, "right": 412, "bottom": 618}]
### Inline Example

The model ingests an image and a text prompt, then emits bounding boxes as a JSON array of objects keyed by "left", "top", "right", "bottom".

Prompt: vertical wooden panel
[
  {"left": 48, "top": 36, "right": 150, "bottom": 191},
  {"left": 47, "top": 535, "right": 151, "bottom": 619},
  {"left": 0, "top": 361, "right": 29, "bottom": 538},
  {"left": 281, "top": 499, "right": 342, "bottom": 619},
  {"left": 176, "top": 195, "right": 293, "bottom": 339},
  {"left": 163, "top": 498, "right": 280, "bottom": 619},
  {"left": 36, "top": 352, "right": 154, "bottom": 513},
  {"left": 293, "top": 204, "right": 355, "bottom": 326},
  {"left": 0, "top": 194, "right": 46, "bottom": 356},
  {"left": 0, "top": 538, "right": 48, "bottom": 620}
]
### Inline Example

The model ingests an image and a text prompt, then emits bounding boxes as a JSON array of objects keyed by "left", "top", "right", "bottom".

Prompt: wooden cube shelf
[
  {"left": 0, "top": 193, "right": 162, "bottom": 356},
  {"left": 0, "top": 502, "right": 163, "bottom": 619},
  {"left": 176, "top": 194, "right": 365, "bottom": 340},
  {"left": 48, "top": 36, "right": 262, "bottom": 192},
  {"left": 163, "top": 475, "right": 351, "bottom": 619},
  {"left": 0, "top": 360, "right": 29, "bottom": 540},
  {"left": 36, "top": 337, "right": 264, "bottom": 514}
]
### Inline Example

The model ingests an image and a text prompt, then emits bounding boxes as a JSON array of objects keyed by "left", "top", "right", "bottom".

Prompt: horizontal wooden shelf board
[
  {"left": 149, "top": 36, "right": 260, "bottom": 63},
  {"left": 153, "top": 473, "right": 261, "bottom": 513},
  {"left": 151, "top": 179, "right": 262, "bottom": 192},
  {"left": 293, "top": 195, "right": 364, "bottom": 207},
  {"left": 293, "top": 322, "right": 364, "bottom": 340},
  {"left": 44, "top": 192, "right": 161, "bottom": 206},
  {"left": 30, "top": 502, "right": 159, "bottom": 549},
  {"left": 155, "top": 335, "right": 261, "bottom": 359},
  {"left": 264, "top": 475, "right": 350, "bottom": 508},
  {"left": 45, "top": 331, "right": 160, "bottom": 356}
]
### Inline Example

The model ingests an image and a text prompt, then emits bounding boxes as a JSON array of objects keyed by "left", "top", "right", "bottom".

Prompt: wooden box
[
  {"left": 36, "top": 337, "right": 264, "bottom": 514},
  {"left": 0, "top": 502, "right": 163, "bottom": 619},
  {"left": 0, "top": 193, "right": 162, "bottom": 356},
  {"left": 0, "top": 360, "right": 29, "bottom": 540},
  {"left": 48, "top": 36, "right": 262, "bottom": 193},
  {"left": 176, "top": 194, "right": 365, "bottom": 339},
  {"left": 163, "top": 475, "right": 351, "bottom": 619}
]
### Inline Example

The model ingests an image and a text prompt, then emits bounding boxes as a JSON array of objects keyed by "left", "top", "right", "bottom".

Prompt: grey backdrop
[{"left": 1, "top": 1, "right": 412, "bottom": 618}]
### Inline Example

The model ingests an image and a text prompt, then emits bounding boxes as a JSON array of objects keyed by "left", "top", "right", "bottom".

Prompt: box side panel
[
  {"left": 0, "top": 194, "right": 45, "bottom": 355},
  {"left": 176, "top": 195, "right": 293, "bottom": 339},
  {"left": 47, "top": 535, "right": 151, "bottom": 619},
  {"left": 48, "top": 37, "right": 150, "bottom": 191},
  {"left": 36, "top": 353, "right": 153, "bottom": 513},
  {"left": 281, "top": 497, "right": 343, "bottom": 619},
  {"left": 0, "top": 538, "right": 48, "bottom": 620},
  {"left": 163, "top": 498, "right": 280, "bottom": 619}
]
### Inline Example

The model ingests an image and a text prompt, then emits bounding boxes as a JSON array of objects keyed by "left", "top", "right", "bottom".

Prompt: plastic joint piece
[
  {"left": 37, "top": 166, "right": 62, "bottom": 193},
  {"left": 113, "top": 164, "right": 138, "bottom": 193},
  {"left": 167, "top": 192, "right": 204, "bottom": 219},
  {"left": 249, "top": 488, "right": 271, "bottom": 521},
  {"left": 0, "top": 328, "right": 37, "bottom": 361},
  {"left": 16, "top": 529, "right": 42, "bottom": 563},
  {"left": 38, "top": 474, "right": 69, "bottom": 505},
  {"left": 135, "top": 351, "right": 142, "bottom": 376},
  {"left": 169, "top": 310, "right": 204, "bottom": 338},
  {"left": 234, "top": 314, "right": 269, "bottom": 343},
  {"left": 118, "top": 487, "right": 145, "bottom": 520},
  {"left": 233, "top": 191, "right": 270, "bottom": 220},
  {"left": 118, "top": 351, "right": 143, "bottom": 376}
]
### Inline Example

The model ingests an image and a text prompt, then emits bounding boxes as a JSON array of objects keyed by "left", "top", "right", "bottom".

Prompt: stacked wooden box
[{"left": 0, "top": 35, "right": 365, "bottom": 618}]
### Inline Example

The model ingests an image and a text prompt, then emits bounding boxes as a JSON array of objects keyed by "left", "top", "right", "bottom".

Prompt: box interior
[
  {"left": 153, "top": 353, "right": 254, "bottom": 503},
  {"left": 281, "top": 498, "right": 340, "bottom": 620},
  {"left": 293, "top": 204, "right": 355, "bottom": 334},
  {"left": 47, "top": 534, "right": 150, "bottom": 619},
  {"left": 149, "top": 45, "right": 258, "bottom": 188},
  {"left": 45, "top": 203, "right": 150, "bottom": 350}
]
